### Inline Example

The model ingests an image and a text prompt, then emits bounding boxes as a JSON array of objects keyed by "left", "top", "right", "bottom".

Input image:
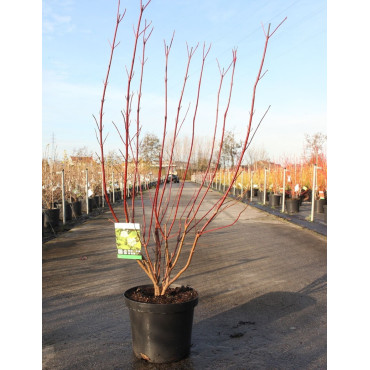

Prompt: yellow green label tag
[{"left": 115, "top": 223, "right": 142, "bottom": 260}]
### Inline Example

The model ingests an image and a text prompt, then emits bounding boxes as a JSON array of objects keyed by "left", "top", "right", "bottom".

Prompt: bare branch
[
  {"left": 259, "top": 69, "right": 268, "bottom": 81},
  {"left": 246, "top": 105, "right": 271, "bottom": 150},
  {"left": 269, "top": 17, "right": 287, "bottom": 38}
]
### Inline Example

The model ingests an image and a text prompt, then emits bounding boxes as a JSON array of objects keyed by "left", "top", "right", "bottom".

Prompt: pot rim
[{"left": 124, "top": 284, "right": 198, "bottom": 313}]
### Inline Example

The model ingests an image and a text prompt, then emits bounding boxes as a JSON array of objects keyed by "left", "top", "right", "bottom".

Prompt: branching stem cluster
[{"left": 97, "top": 0, "right": 286, "bottom": 295}]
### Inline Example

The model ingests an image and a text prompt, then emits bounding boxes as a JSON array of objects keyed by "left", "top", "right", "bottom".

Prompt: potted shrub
[
  {"left": 96, "top": 0, "right": 285, "bottom": 363},
  {"left": 315, "top": 189, "right": 327, "bottom": 213},
  {"left": 285, "top": 189, "right": 300, "bottom": 213},
  {"left": 283, "top": 167, "right": 301, "bottom": 213},
  {"left": 68, "top": 186, "right": 83, "bottom": 217},
  {"left": 270, "top": 167, "right": 284, "bottom": 207},
  {"left": 42, "top": 156, "right": 61, "bottom": 230},
  {"left": 42, "top": 185, "right": 60, "bottom": 229}
]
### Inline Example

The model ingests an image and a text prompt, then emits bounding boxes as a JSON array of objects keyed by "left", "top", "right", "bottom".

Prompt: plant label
[{"left": 115, "top": 223, "right": 142, "bottom": 260}]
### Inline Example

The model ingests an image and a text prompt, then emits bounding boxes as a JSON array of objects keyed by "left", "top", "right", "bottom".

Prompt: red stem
[{"left": 98, "top": 1, "right": 125, "bottom": 223}]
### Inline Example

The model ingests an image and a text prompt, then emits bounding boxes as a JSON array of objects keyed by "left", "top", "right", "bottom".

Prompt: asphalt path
[{"left": 43, "top": 181, "right": 326, "bottom": 369}]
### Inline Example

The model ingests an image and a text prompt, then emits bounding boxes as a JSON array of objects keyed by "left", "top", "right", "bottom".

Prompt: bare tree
[
  {"left": 245, "top": 145, "right": 270, "bottom": 170},
  {"left": 303, "top": 132, "right": 327, "bottom": 164},
  {"left": 220, "top": 130, "right": 242, "bottom": 169},
  {"left": 72, "top": 146, "right": 93, "bottom": 157}
]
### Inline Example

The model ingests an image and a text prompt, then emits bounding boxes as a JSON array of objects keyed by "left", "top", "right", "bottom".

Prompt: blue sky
[{"left": 42, "top": 0, "right": 326, "bottom": 161}]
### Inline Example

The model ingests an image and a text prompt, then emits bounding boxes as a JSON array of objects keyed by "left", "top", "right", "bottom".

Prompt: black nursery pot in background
[
  {"left": 285, "top": 198, "right": 300, "bottom": 214},
  {"left": 56, "top": 201, "right": 72, "bottom": 221},
  {"left": 81, "top": 198, "right": 95, "bottom": 213},
  {"left": 315, "top": 199, "right": 326, "bottom": 213},
  {"left": 43, "top": 208, "right": 60, "bottom": 228},
  {"left": 94, "top": 195, "right": 102, "bottom": 207},
  {"left": 270, "top": 194, "right": 281, "bottom": 207},
  {"left": 71, "top": 201, "right": 82, "bottom": 217}
]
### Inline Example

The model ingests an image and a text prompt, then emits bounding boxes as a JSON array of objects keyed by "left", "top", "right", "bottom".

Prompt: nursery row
[
  {"left": 42, "top": 180, "right": 161, "bottom": 232},
  {"left": 193, "top": 162, "right": 327, "bottom": 198},
  {"left": 193, "top": 164, "right": 327, "bottom": 222}
]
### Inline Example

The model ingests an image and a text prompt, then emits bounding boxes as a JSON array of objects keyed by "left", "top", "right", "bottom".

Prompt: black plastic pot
[
  {"left": 258, "top": 191, "right": 269, "bottom": 203},
  {"left": 268, "top": 194, "right": 273, "bottom": 206},
  {"left": 81, "top": 198, "right": 95, "bottom": 213},
  {"left": 94, "top": 195, "right": 101, "bottom": 208},
  {"left": 71, "top": 201, "right": 82, "bottom": 217},
  {"left": 115, "top": 190, "right": 121, "bottom": 201},
  {"left": 315, "top": 199, "right": 326, "bottom": 213},
  {"left": 323, "top": 204, "right": 327, "bottom": 222},
  {"left": 43, "top": 208, "right": 60, "bottom": 228},
  {"left": 270, "top": 194, "right": 281, "bottom": 207},
  {"left": 124, "top": 285, "right": 198, "bottom": 364},
  {"left": 56, "top": 201, "right": 72, "bottom": 221},
  {"left": 64, "top": 203, "right": 72, "bottom": 221},
  {"left": 285, "top": 198, "right": 300, "bottom": 213}
]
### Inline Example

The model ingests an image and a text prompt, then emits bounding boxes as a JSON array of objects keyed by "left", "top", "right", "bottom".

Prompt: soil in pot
[
  {"left": 126, "top": 285, "right": 197, "bottom": 304},
  {"left": 124, "top": 285, "right": 198, "bottom": 364}
]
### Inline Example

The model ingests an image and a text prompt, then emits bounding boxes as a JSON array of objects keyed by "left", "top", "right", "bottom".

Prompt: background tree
[
  {"left": 140, "top": 133, "right": 161, "bottom": 165},
  {"left": 220, "top": 130, "right": 242, "bottom": 169},
  {"left": 245, "top": 145, "right": 270, "bottom": 170},
  {"left": 303, "top": 132, "right": 327, "bottom": 164},
  {"left": 72, "top": 146, "right": 93, "bottom": 157}
]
